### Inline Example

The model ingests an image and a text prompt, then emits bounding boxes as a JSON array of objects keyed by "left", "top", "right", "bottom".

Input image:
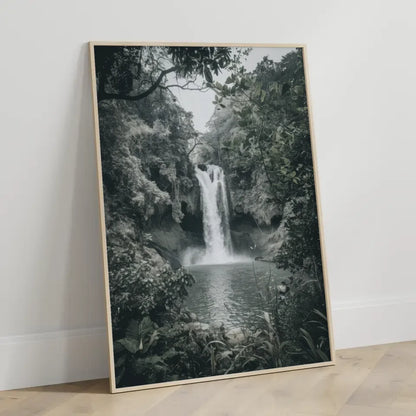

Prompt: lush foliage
[
  {"left": 200, "top": 49, "right": 330, "bottom": 361},
  {"left": 94, "top": 46, "right": 237, "bottom": 101},
  {"left": 114, "top": 312, "right": 291, "bottom": 387},
  {"left": 98, "top": 70, "right": 200, "bottom": 337},
  {"left": 95, "top": 46, "right": 330, "bottom": 388}
]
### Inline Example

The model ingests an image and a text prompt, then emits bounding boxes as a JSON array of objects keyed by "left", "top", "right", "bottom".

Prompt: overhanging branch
[{"left": 99, "top": 66, "right": 177, "bottom": 102}]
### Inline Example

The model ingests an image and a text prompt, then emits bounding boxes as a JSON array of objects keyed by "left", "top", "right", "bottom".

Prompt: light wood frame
[{"left": 89, "top": 42, "right": 335, "bottom": 393}]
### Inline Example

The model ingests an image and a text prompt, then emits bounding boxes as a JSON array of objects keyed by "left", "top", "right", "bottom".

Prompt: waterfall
[{"left": 194, "top": 164, "right": 234, "bottom": 264}]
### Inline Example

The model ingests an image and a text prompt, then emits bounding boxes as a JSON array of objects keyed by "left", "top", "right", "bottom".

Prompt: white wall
[{"left": 1, "top": 0, "right": 416, "bottom": 391}]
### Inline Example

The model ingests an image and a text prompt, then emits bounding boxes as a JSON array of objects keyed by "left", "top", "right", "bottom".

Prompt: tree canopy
[{"left": 94, "top": 46, "right": 234, "bottom": 102}]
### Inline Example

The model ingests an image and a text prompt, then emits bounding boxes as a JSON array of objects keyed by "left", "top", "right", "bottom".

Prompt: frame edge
[
  {"left": 88, "top": 42, "right": 335, "bottom": 393},
  {"left": 88, "top": 41, "right": 117, "bottom": 393},
  {"left": 301, "top": 45, "right": 336, "bottom": 364}
]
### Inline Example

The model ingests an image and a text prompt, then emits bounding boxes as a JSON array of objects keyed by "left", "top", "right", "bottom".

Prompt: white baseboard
[
  {"left": 0, "top": 327, "right": 108, "bottom": 391},
  {"left": 332, "top": 296, "right": 416, "bottom": 349},
  {"left": 1, "top": 297, "right": 415, "bottom": 391}
]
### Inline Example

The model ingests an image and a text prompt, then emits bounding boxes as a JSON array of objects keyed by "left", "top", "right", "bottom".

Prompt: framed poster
[{"left": 89, "top": 42, "right": 334, "bottom": 393}]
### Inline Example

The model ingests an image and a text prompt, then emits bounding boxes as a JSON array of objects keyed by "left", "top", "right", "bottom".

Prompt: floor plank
[
  {"left": 0, "top": 341, "right": 415, "bottom": 416},
  {"left": 390, "top": 367, "right": 416, "bottom": 411},
  {"left": 347, "top": 341, "right": 416, "bottom": 408}
]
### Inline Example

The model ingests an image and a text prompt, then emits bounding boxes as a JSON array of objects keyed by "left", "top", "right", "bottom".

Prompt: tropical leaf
[{"left": 117, "top": 337, "right": 140, "bottom": 354}]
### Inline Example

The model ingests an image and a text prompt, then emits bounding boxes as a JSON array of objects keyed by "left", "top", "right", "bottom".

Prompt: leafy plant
[{"left": 299, "top": 308, "right": 330, "bottom": 362}]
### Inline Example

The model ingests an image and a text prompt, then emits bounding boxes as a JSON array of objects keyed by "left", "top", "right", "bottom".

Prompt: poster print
[{"left": 90, "top": 43, "right": 334, "bottom": 392}]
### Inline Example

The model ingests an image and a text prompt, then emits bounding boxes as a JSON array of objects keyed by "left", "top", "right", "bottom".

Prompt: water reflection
[{"left": 184, "top": 261, "right": 288, "bottom": 329}]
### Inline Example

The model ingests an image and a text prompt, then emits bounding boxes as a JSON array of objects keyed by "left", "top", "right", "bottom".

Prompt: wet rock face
[
  {"left": 230, "top": 212, "right": 258, "bottom": 229},
  {"left": 180, "top": 177, "right": 201, "bottom": 218},
  {"left": 230, "top": 230, "right": 258, "bottom": 255},
  {"left": 150, "top": 222, "right": 202, "bottom": 262},
  {"left": 229, "top": 210, "right": 287, "bottom": 258},
  {"left": 218, "top": 163, "right": 289, "bottom": 258},
  {"left": 180, "top": 203, "right": 203, "bottom": 235},
  {"left": 227, "top": 178, "right": 282, "bottom": 227},
  {"left": 143, "top": 164, "right": 204, "bottom": 266}
]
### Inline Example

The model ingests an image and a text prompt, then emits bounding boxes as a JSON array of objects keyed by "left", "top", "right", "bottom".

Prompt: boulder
[{"left": 225, "top": 327, "right": 246, "bottom": 345}]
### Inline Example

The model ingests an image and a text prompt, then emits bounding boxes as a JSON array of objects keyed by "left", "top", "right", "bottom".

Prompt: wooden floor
[{"left": 0, "top": 341, "right": 415, "bottom": 415}]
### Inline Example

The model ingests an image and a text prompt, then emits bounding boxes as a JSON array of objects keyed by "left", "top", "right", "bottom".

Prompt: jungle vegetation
[{"left": 94, "top": 46, "right": 330, "bottom": 388}]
